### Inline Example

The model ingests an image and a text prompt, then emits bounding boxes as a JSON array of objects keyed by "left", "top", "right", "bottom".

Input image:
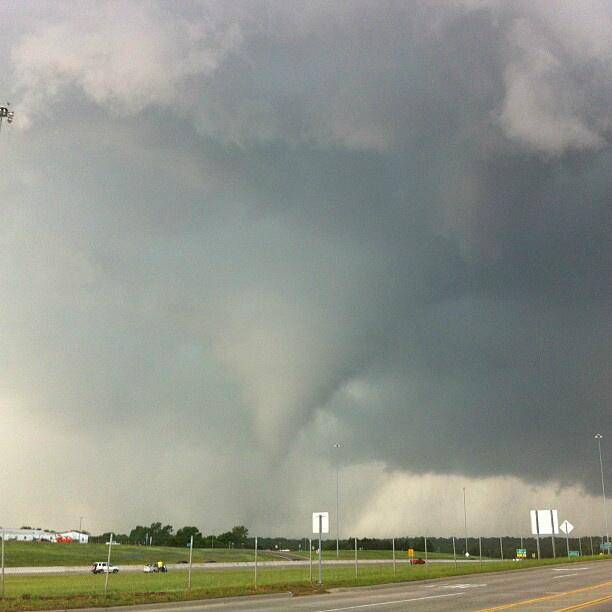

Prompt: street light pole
[
  {"left": 334, "top": 442, "right": 342, "bottom": 558},
  {"left": 463, "top": 487, "right": 468, "bottom": 555},
  {"left": 594, "top": 434, "right": 609, "bottom": 553}
]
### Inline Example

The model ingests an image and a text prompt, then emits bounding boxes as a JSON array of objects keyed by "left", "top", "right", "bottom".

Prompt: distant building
[
  {"left": 59, "top": 531, "right": 89, "bottom": 544},
  {"left": 0, "top": 528, "right": 56, "bottom": 542},
  {"left": 0, "top": 528, "right": 89, "bottom": 543}
]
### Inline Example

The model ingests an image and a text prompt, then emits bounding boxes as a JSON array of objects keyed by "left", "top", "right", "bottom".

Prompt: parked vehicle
[
  {"left": 410, "top": 558, "right": 426, "bottom": 565},
  {"left": 144, "top": 562, "right": 168, "bottom": 573},
  {"left": 91, "top": 561, "right": 119, "bottom": 574}
]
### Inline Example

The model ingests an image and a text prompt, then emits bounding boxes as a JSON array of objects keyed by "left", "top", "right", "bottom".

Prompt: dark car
[{"left": 410, "top": 558, "right": 426, "bottom": 564}]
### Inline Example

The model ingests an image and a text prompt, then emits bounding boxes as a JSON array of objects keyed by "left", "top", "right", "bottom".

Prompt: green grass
[
  {"left": 0, "top": 543, "right": 278, "bottom": 567},
  {"left": 0, "top": 554, "right": 608, "bottom": 610},
  {"left": 291, "top": 549, "right": 457, "bottom": 560}
]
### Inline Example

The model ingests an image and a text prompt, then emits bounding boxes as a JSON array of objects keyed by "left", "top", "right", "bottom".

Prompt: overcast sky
[{"left": 0, "top": 0, "right": 610, "bottom": 538}]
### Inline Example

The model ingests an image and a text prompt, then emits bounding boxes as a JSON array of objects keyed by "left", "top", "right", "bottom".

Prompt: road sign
[
  {"left": 312, "top": 512, "right": 329, "bottom": 534},
  {"left": 559, "top": 520, "right": 574, "bottom": 535},
  {"left": 530, "top": 509, "right": 559, "bottom": 535},
  {"left": 568, "top": 550, "right": 579, "bottom": 557},
  {"left": 516, "top": 548, "right": 527, "bottom": 558}
]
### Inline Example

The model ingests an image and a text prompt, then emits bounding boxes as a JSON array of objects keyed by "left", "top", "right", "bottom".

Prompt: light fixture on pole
[
  {"left": 594, "top": 433, "right": 609, "bottom": 552},
  {"left": 0, "top": 104, "right": 15, "bottom": 136},
  {"left": 334, "top": 442, "right": 342, "bottom": 558}
]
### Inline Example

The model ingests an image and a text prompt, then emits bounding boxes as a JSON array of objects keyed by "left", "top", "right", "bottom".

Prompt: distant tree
[
  {"left": 231, "top": 525, "right": 248, "bottom": 547},
  {"left": 174, "top": 526, "right": 203, "bottom": 547}
]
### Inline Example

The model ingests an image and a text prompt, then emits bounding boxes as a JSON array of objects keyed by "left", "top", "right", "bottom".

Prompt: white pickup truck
[{"left": 91, "top": 561, "right": 119, "bottom": 574}]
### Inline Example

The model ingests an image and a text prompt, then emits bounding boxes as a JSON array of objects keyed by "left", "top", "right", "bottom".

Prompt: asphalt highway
[
  {"left": 73, "top": 559, "right": 611, "bottom": 611},
  {"left": 5, "top": 558, "right": 493, "bottom": 575}
]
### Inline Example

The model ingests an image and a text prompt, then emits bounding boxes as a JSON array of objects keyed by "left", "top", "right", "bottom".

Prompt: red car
[{"left": 410, "top": 558, "right": 426, "bottom": 564}]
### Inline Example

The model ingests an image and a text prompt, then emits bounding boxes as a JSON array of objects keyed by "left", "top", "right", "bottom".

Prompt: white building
[
  {"left": 60, "top": 531, "right": 89, "bottom": 544},
  {"left": 0, "top": 528, "right": 89, "bottom": 543},
  {"left": 0, "top": 528, "right": 56, "bottom": 542}
]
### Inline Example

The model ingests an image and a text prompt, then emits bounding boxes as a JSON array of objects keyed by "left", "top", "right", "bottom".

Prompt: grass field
[
  {"left": 291, "top": 549, "right": 457, "bottom": 560},
  {"left": 0, "top": 555, "right": 607, "bottom": 610},
  {"left": 0, "top": 543, "right": 279, "bottom": 567}
]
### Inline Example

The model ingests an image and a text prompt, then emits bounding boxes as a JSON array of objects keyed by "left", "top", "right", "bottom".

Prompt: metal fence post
[
  {"left": 354, "top": 537, "right": 358, "bottom": 577},
  {"left": 1, "top": 528, "right": 4, "bottom": 599},
  {"left": 188, "top": 535, "right": 193, "bottom": 591},
  {"left": 424, "top": 535, "right": 428, "bottom": 572},
  {"left": 452, "top": 537, "right": 457, "bottom": 568},
  {"left": 104, "top": 533, "right": 114, "bottom": 597},
  {"left": 309, "top": 537, "right": 312, "bottom": 582},
  {"left": 479, "top": 536, "right": 482, "bottom": 567},
  {"left": 392, "top": 537, "right": 396, "bottom": 576},
  {"left": 318, "top": 516, "right": 322, "bottom": 586},
  {"left": 254, "top": 536, "right": 258, "bottom": 588},
  {"left": 589, "top": 535, "right": 593, "bottom": 556},
  {"left": 499, "top": 536, "right": 503, "bottom": 560},
  {"left": 578, "top": 536, "right": 583, "bottom": 556}
]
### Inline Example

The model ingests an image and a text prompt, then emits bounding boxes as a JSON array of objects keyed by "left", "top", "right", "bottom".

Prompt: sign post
[
  {"left": 312, "top": 512, "right": 329, "bottom": 586},
  {"left": 560, "top": 520, "right": 574, "bottom": 558}
]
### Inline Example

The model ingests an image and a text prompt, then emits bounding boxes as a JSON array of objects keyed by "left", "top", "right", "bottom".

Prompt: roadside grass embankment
[
  {"left": 0, "top": 543, "right": 277, "bottom": 567},
  {"left": 0, "top": 554, "right": 608, "bottom": 610},
  {"left": 290, "top": 549, "right": 461, "bottom": 560}
]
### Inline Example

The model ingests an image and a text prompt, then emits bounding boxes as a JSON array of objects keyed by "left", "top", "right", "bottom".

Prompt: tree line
[
  {"left": 89, "top": 524, "right": 606, "bottom": 559},
  {"left": 90, "top": 523, "right": 248, "bottom": 547}
]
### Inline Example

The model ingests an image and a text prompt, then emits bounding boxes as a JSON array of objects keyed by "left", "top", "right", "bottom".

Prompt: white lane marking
[
  {"left": 552, "top": 572, "right": 580, "bottom": 578},
  {"left": 552, "top": 567, "right": 589, "bottom": 571},
  {"left": 441, "top": 583, "right": 487, "bottom": 589},
  {"left": 317, "top": 592, "right": 464, "bottom": 611}
]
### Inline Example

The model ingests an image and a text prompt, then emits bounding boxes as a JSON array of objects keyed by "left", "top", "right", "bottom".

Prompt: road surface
[
  {"left": 4, "top": 558, "right": 493, "bottom": 576},
  {"left": 70, "top": 559, "right": 611, "bottom": 611}
]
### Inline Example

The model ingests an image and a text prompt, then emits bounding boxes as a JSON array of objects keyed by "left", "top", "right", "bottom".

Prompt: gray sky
[{"left": 0, "top": 0, "right": 610, "bottom": 538}]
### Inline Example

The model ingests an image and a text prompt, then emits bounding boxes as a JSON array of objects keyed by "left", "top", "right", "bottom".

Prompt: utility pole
[
  {"left": 334, "top": 442, "right": 342, "bottom": 558},
  {"left": 463, "top": 487, "right": 468, "bottom": 555},
  {"left": 594, "top": 434, "right": 609, "bottom": 553}
]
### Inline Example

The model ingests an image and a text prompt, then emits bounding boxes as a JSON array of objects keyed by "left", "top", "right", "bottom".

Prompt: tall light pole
[
  {"left": 0, "top": 104, "right": 15, "bottom": 136},
  {"left": 463, "top": 487, "right": 468, "bottom": 555},
  {"left": 79, "top": 517, "right": 84, "bottom": 533},
  {"left": 594, "top": 434, "right": 609, "bottom": 552},
  {"left": 334, "top": 442, "right": 342, "bottom": 558}
]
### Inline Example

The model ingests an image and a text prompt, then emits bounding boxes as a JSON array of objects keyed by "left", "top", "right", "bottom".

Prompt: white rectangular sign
[
  {"left": 312, "top": 512, "right": 329, "bottom": 534},
  {"left": 530, "top": 509, "right": 559, "bottom": 535}
]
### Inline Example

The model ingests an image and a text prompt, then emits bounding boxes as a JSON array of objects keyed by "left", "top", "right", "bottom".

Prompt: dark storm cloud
[{"left": 1, "top": 0, "right": 610, "bottom": 532}]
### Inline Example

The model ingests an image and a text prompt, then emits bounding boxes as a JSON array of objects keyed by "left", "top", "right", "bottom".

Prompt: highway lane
[
  {"left": 70, "top": 559, "right": 611, "bottom": 611},
  {"left": 3, "top": 557, "right": 493, "bottom": 576}
]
